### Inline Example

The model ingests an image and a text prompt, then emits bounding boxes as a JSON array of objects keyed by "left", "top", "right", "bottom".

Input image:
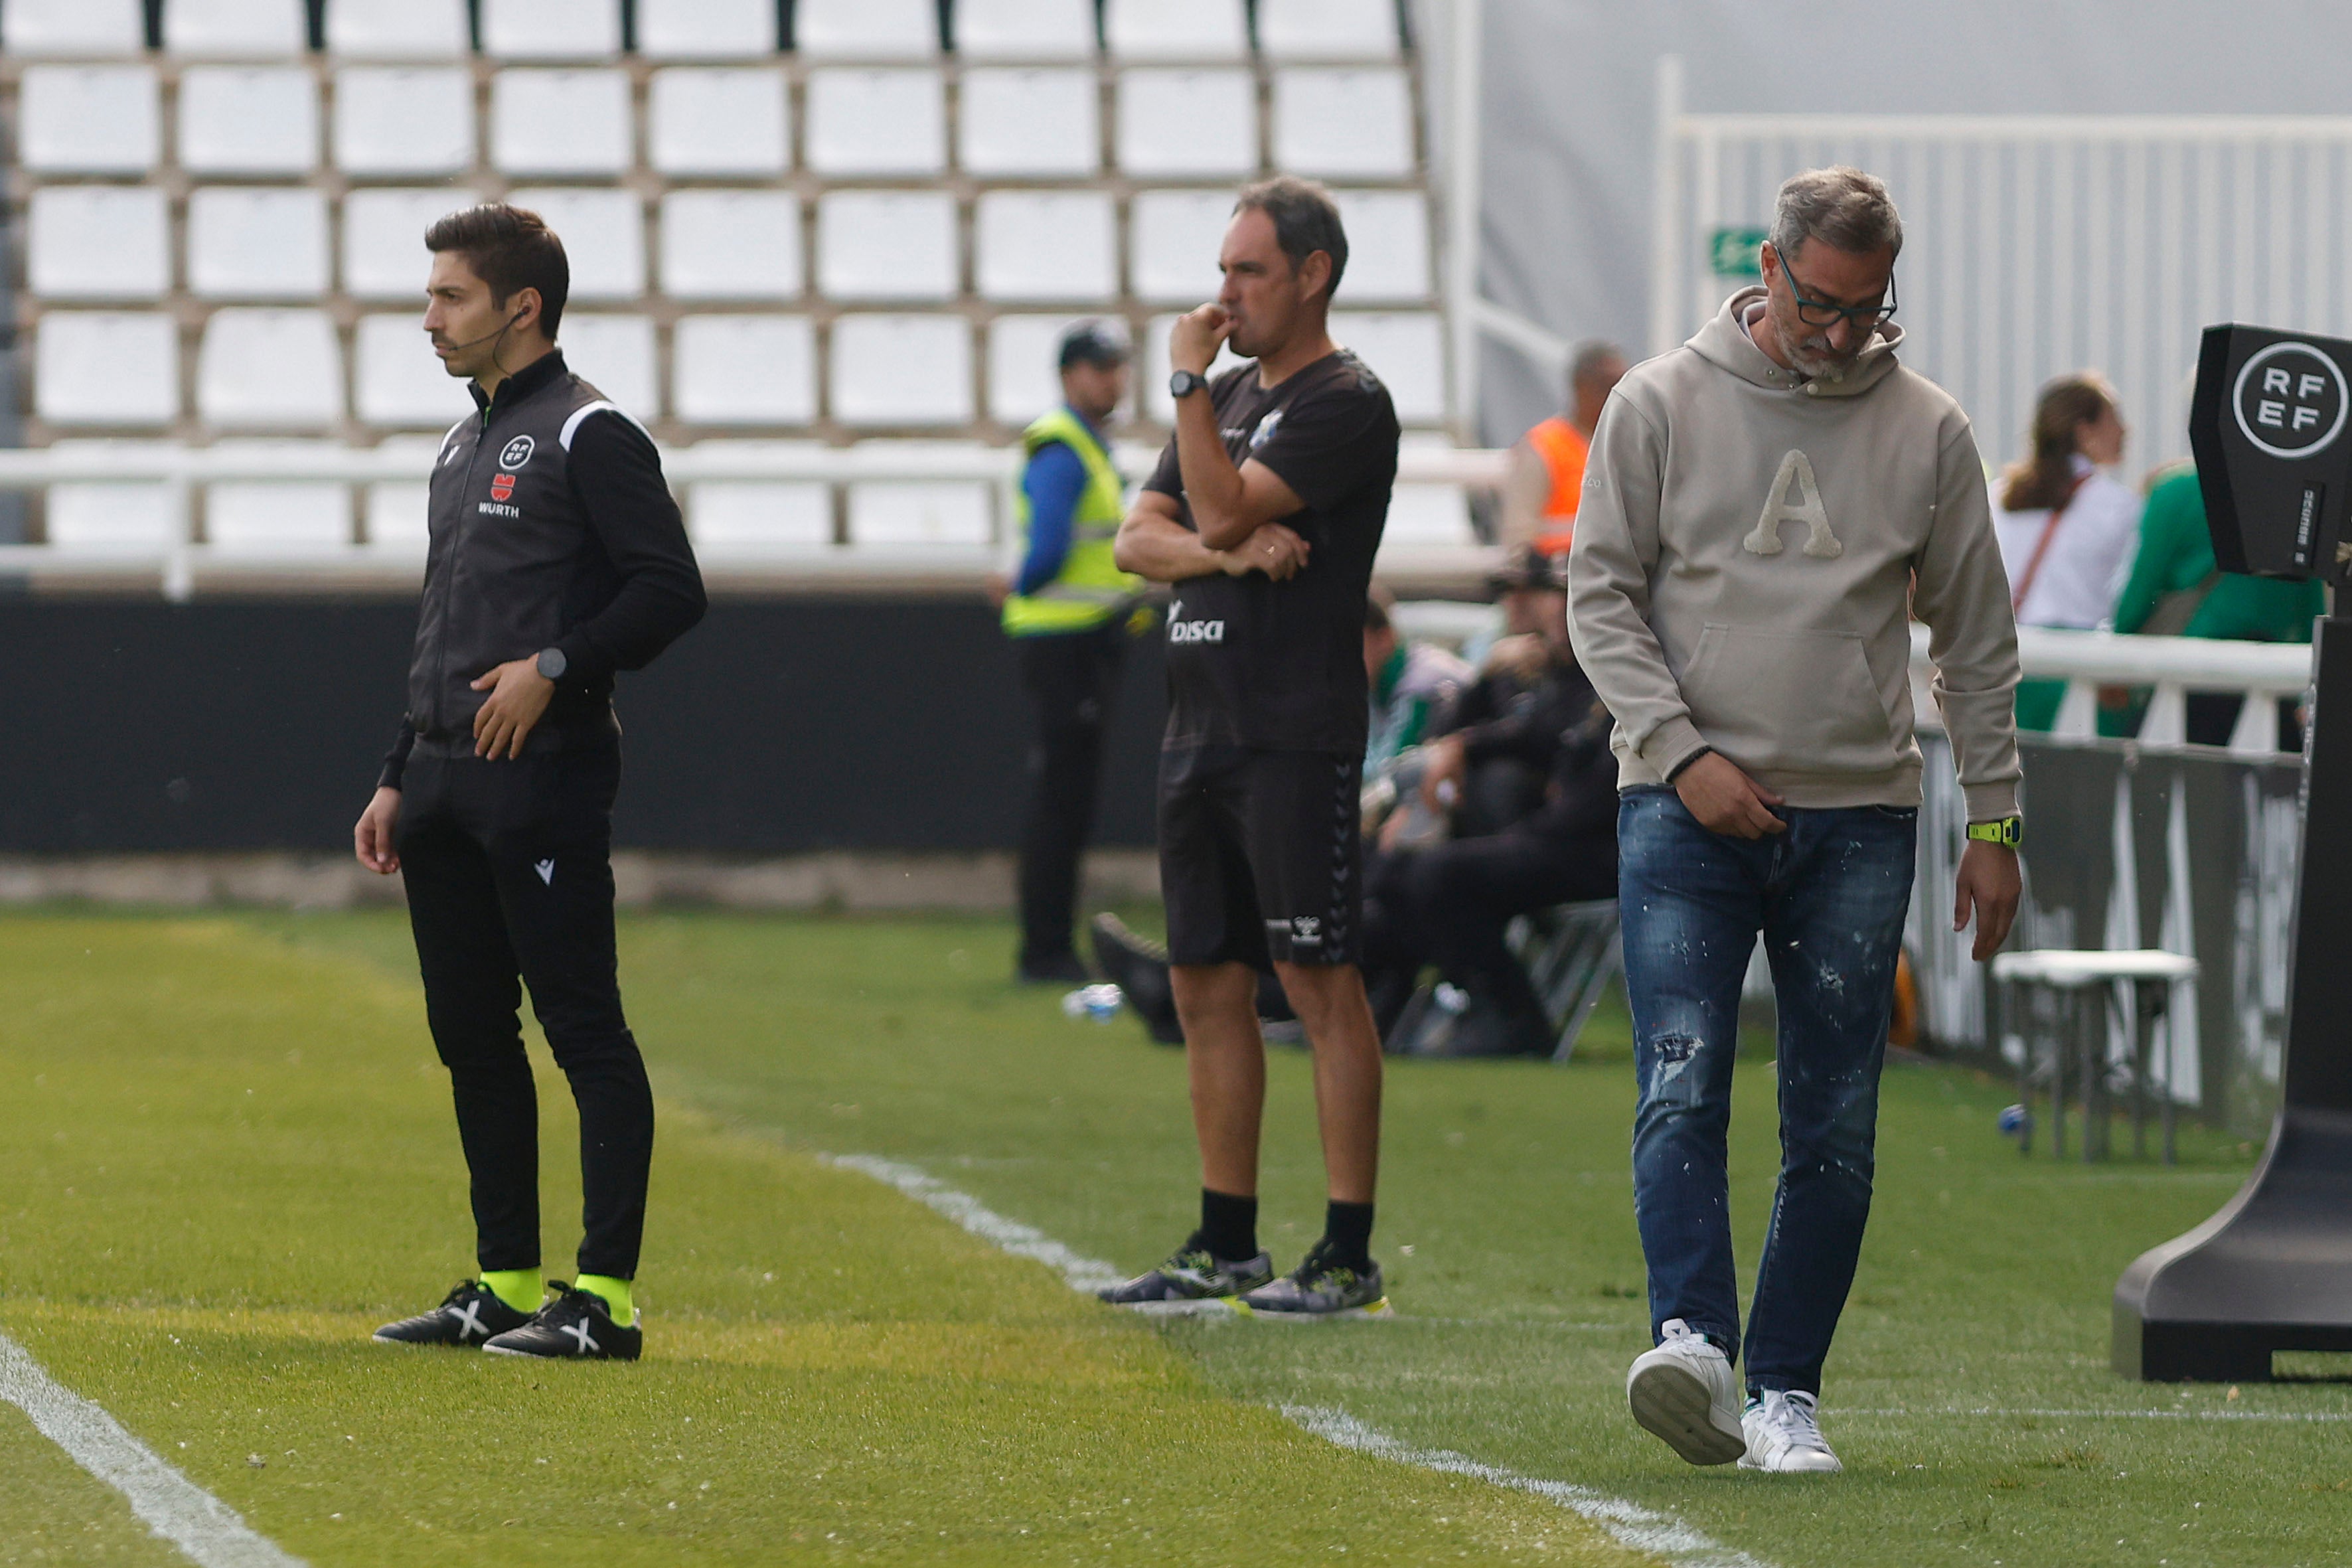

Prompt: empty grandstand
[{"left": 0, "top": 0, "right": 1482, "bottom": 584}]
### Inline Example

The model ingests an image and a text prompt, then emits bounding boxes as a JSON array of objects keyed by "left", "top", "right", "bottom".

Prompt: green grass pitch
[{"left": 2, "top": 907, "right": 2348, "bottom": 1567}]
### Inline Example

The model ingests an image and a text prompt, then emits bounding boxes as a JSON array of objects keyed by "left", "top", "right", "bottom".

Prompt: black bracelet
[{"left": 1664, "top": 746, "right": 1713, "bottom": 783}]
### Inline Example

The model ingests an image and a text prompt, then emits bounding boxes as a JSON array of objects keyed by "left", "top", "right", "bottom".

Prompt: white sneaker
[
  {"left": 1625, "top": 1319, "right": 1745, "bottom": 1466},
  {"left": 1739, "top": 1389, "right": 1843, "bottom": 1473}
]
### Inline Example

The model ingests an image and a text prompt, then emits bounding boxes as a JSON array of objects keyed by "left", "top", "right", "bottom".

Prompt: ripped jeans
[{"left": 1618, "top": 785, "right": 1916, "bottom": 1397}]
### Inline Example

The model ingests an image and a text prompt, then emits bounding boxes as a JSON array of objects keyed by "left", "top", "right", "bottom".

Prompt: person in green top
[{"left": 2110, "top": 463, "right": 2322, "bottom": 747}]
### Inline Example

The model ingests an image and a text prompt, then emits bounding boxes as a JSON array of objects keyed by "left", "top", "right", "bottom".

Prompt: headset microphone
[{"left": 438, "top": 310, "right": 528, "bottom": 354}]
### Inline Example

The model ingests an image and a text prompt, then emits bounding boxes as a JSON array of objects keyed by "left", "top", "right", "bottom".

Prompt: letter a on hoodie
[{"left": 1745, "top": 449, "right": 1843, "bottom": 558}]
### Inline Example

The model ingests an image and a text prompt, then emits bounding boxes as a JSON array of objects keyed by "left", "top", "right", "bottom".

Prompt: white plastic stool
[{"left": 1990, "top": 949, "right": 2199, "bottom": 1163}]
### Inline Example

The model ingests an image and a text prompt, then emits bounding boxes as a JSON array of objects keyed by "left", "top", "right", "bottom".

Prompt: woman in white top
[{"left": 1990, "top": 373, "right": 2141, "bottom": 729}]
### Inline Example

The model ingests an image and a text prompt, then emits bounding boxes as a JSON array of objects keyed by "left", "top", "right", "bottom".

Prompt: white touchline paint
[
  {"left": 1848, "top": 1405, "right": 2352, "bottom": 1424},
  {"left": 1290, "top": 1404, "right": 1775, "bottom": 1568},
  {"left": 0, "top": 1330, "right": 305, "bottom": 1568},
  {"left": 826, "top": 1152, "right": 1776, "bottom": 1568}
]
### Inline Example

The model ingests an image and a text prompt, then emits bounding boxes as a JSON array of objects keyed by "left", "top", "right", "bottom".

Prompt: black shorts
[{"left": 1157, "top": 744, "right": 1364, "bottom": 969}]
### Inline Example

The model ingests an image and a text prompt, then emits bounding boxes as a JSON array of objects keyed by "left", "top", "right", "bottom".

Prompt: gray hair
[
  {"left": 1568, "top": 339, "right": 1625, "bottom": 394},
  {"left": 1233, "top": 175, "right": 1349, "bottom": 295},
  {"left": 1769, "top": 166, "right": 1903, "bottom": 263}
]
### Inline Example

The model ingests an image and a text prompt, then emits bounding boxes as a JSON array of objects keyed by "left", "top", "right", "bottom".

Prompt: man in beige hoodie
[{"left": 1569, "top": 167, "right": 2023, "bottom": 1475}]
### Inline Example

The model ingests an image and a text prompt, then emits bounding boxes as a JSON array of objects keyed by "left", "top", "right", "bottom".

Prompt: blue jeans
[{"left": 1618, "top": 786, "right": 1917, "bottom": 1396}]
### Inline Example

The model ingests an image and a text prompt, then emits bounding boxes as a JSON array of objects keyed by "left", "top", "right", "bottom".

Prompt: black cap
[
  {"left": 1058, "top": 319, "right": 1131, "bottom": 370},
  {"left": 1486, "top": 544, "right": 1572, "bottom": 595}
]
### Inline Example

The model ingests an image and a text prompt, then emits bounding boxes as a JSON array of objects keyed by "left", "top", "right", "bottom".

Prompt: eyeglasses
[{"left": 1780, "top": 256, "right": 1897, "bottom": 332}]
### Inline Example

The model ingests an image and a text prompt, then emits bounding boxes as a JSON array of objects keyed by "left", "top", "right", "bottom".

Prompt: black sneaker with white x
[
  {"left": 482, "top": 1281, "right": 643, "bottom": 1361},
  {"left": 371, "top": 1281, "right": 534, "bottom": 1348}
]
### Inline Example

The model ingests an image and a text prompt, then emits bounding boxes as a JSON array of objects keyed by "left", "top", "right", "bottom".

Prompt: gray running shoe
[
  {"left": 1099, "top": 1243, "right": 1274, "bottom": 1305},
  {"left": 1240, "top": 1247, "right": 1391, "bottom": 1318}
]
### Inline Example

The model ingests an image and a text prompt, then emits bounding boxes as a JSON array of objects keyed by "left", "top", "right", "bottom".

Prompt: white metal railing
[
  {"left": 1394, "top": 601, "right": 2313, "bottom": 758},
  {"left": 1650, "top": 56, "right": 2352, "bottom": 476},
  {"left": 0, "top": 443, "right": 1515, "bottom": 598}
]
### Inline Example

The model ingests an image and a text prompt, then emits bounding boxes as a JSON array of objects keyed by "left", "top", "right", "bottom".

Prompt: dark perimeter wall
[{"left": 0, "top": 597, "right": 1170, "bottom": 854}]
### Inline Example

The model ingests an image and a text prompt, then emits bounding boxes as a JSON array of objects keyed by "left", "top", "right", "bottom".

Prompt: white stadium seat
[
  {"left": 179, "top": 66, "right": 319, "bottom": 175},
  {"left": 1104, "top": 0, "right": 1246, "bottom": 60},
  {"left": 360, "top": 435, "right": 441, "bottom": 554},
  {"left": 659, "top": 191, "right": 803, "bottom": 300},
  {"left": 198, "top": 309, "right": 344, "bottom": 429},
  {"left": 1142, "top": 311, "right": 1244, "bottom": 422},
  {"left": 204, "top": 442, "right": 354, "bottom": 554},
  {"left": 1330, "top": 189, "right": 1430, "bottom": 302},
  {"left": 1255, "top": 0, "right": 1401, "bottom": 59},
  {"left": 816, "top": 191, "right": 959, "bottom": 301},
  {"left": 187, "top": 187, "right": 331, "bottom": 300},
  {"left": 333, "top": 67, "right": 475, "bottom": 176},
  {"left": 647, "top": 68, "right": 789, "bottom": 176},
  {"left": 1271, "top": 68, "right": 1415, "bottom": 177},
  {"left": 1332, "top": 310, "right": 1443, "bottom": 424},
  {"left": 987, "top": 314, "right": 1126, "bottom": 425},
  {"left": 481, "top": 0, "right": 621, "bottom": 59},
  {"left": 324, "top": 0, "right": 470, "bottom": 58},
  {"left": 830, "top": 315, "right": 973, "bottom": 426},
  {"left": 954, "top": 0, "right": 1094, "bottom": 60},
  {"left": 638, "top": 0, "right": 775, "bottom": 58},
  {"left": 45, "top": 443, "right": 177, "bottom": 550},
  {"left": 163, "top": 0, "right": 305, "bottom": 56},
  {"left": 1129, "top": 189, "right": 1233, "bottom": 303},
  {"left": 793, "top": 0, "right": 935, "bottom": 58},
  {"left": 686, "top": 443, "right": 834, "bottom": 549},
  {"left": 1382, "top": 437, "right": 1472, "bottom": 545},
  {"left": 958, "top": 67, "right": 1099, "bottom": 178},
  {"left": 1116, "top": 70, "right": 1258, "bottom": 177},
  {"left": 803, "top": 68, "right": 946, "bottom": 177},
  {"left": 848, "top": 447, "right": 993, "bottom": 544},
  {"left": 974, "top": 191, "right": 1116, "bottom": 303},
  {"left": 36, "top": 313, "right": 181, "bottom": 428},
  {"left": 556, "top": 315, "right": 659, "bottom": 414},
  {"left": 19, "top": 66, "right": 160, "bottom": 174},
  {"left": 354, "top": 313, "right": 473, "bottom": 426},
  {"left": 505, "top": 189, "right": 646, "bottom": 300},
  {"left": 27, "top": 186, "right": 170, "bottom": 301},
  {"left": 3, "top": 0, "right": 144, "bottom": 56},
  {"left": 672, "top": 315, "right": 817, "bottom": 426},
  {"left": 491, "top": 69, "right": 633, "bottom": 176},
  {"left": 343, "top": 188, "right": 479, "bottom": 299}
]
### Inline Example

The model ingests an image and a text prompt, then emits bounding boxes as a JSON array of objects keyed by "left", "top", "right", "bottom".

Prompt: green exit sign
[{"left": 1709, "top": 227, "right": 1766, "bottom": 277}]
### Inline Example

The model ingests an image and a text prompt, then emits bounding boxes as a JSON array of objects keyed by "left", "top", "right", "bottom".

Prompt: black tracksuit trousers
[
  {"left": 394, "top": 737, "right": 653, "bottom": 1281},
  {"left": 1015, "top": 622, "right": 1127, "bottom": 969}
]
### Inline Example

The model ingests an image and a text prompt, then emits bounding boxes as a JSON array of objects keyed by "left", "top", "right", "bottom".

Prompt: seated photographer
[{"left": 1427, "top": 548, "right": 1595, "bottom": 834}]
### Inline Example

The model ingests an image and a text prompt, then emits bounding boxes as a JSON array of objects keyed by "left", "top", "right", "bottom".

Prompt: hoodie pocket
[{"left": 1678, "top": 623, "right": 1897, "bottom": 775}]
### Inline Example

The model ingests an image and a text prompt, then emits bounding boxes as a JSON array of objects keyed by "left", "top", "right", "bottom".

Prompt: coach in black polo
[
  {"left": 1101, "top": 177, "right": 1402, "bottom": 1317},
  {"left": 354, "top": 204, "right": 705, "bottom": 1361}
]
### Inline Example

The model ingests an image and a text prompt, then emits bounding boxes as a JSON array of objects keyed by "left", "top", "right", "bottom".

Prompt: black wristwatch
[
  {"left": 536, "top": 646, "right": 568, "bottom": 682},
  {"left": 1168, "top": 369, "right": 1208, "bottom": 400}
]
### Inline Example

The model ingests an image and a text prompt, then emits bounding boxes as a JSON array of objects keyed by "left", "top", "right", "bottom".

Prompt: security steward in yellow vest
[{"left": 1004, "top": 321, "right": 1142, "bottom": 982}]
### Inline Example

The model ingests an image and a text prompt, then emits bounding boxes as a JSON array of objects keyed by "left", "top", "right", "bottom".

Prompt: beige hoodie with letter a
[{"left": 1567, "top": 287, "right": 2022, "bottom": 821}]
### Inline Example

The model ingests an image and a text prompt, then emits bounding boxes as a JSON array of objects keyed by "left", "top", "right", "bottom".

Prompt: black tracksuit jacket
[{"left": 379, "top": 350, "right": 706, "bottom": 788}]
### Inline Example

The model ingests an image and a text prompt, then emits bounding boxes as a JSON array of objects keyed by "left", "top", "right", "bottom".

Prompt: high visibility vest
[
  {"left": 1002, "top": 407, "right": 1139, "bottom": 636},
  {"left": 1526, "top": 416, "right": 1589, "bottom": 556}
]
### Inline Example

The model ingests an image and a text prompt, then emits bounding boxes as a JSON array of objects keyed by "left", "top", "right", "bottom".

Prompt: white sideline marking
[
  {"left": 827, "top": 1152, "right": 1770, "bottom": 1568},
  {"left": 0, "top": 1330, "right": 305, "bottom": 1568},
  {"left": 1289, "top": 1404, "right": 1774, "bottom": 1568}
]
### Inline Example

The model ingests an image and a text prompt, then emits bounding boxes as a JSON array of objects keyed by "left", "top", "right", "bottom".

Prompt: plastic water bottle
[
  {"left": 1062, "top": 983, "right": 1125, "bottom": 1023},
  {"left": 1998, "top": 1103, "right": 2032, "bottom": 1142}
]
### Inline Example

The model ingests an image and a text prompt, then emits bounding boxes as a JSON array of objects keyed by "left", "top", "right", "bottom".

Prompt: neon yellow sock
[
  {"left": 574, "top": 1273, "right": 635, "bottom": 1322},
  {"left": 480, "top": 1269, "right": 543, "bottom": 1315}
]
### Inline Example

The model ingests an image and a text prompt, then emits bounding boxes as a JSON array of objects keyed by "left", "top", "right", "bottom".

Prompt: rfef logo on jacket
[
  {"left": 491, "top": 473, "right": 516, "bottom": 502},
  {"left": 501, "top": 435, "right": 536, "bottom": 469}
]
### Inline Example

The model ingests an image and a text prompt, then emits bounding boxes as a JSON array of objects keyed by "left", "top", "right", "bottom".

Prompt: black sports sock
[
  {"left": 1321, "top": 1200, "right": 1375, "bottom": 1269},
  {"left": 1196, "top": 1188, "right": 1259, "bottom": 1261}
]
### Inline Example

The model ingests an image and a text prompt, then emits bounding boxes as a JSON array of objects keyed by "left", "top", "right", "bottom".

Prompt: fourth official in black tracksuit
[{"left": 378, "top": 349, "right": 704, "bottom": 1334}]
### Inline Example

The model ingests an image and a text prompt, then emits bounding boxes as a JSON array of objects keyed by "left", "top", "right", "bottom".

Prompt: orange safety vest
[{"left": 1525, "top": 416, "right": 1589, "bottom": 556}]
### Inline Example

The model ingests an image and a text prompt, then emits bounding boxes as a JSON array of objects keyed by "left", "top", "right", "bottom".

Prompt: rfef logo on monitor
[{"left": 2233, "top": 341, "right": 2349, "bottom": 459}]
